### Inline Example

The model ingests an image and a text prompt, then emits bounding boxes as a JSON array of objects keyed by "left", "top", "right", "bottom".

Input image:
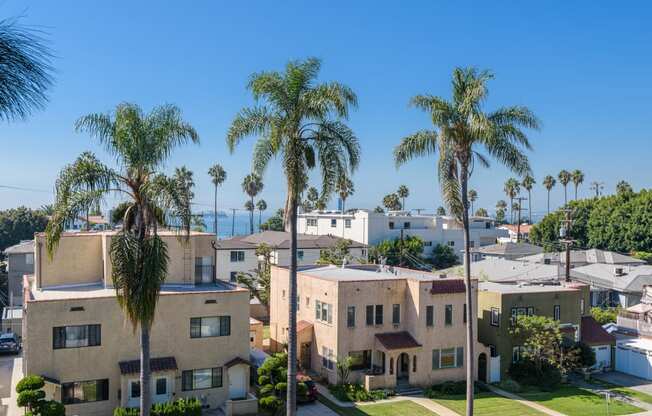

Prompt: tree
[
  {"left": 337, "top": 175, "right": 354, "bottom": 216},
  {"left": 0, "top": 17, "right": 53, "bottom": 122},
  {"left": 227, "top": 58, "right": 359, "bottom": 415},
  {"left": 370, "top": 236, "right": 425, "bottom": 268},
  {"left": 521, "top": 175, "right": 535, "bottom": 224},
  {"left": 242, "top": 173, "right": 264, "bottom": 235},
  {"left": 382, "top": 193, "right": 401, "bottom": 211},
  {"left": 317, "top": 239, "right": 353, "bottom": 266},
  {"left": 430, "top": 243, "right": 460, "bottom": 269},
  {"left": 529, "top": 198, "right": 595, "bottom": 251},
  {"left": 558, "top": 170, "right": 571, "bottom": 206},
  {"left": 591, "top": 307, "right": 620, "bottom": 325},
  {"left": 0, "top": 207, "right": 48, "bottom": 256},
  {"left": 510, "top": 315, "right": 561, "bottom": 376},
  {"left": 260, "top": 209, "right": 284, "bottom": 232},
  {"left": 468, "top": 189, "right": 477, "bottom": 215},
  {"left": 394, "top": 67, "right": 538, "bottom": 414},
  {"left": 244, "top": 200, "right": 255, "bottom": 225},
  {"left": 257, "top": 199, "right": 268, "bottom": 230},
  {"left": 16, "top": 375, "right": 65, "bottom": 416},
  {"left": 397, "top": 185, "right": 409, "bottom": 210},
  {"left": 571, "top": 169, "right": 584, "bottom": 200},
  {"left": 237, "top": 243, "right": 273, "bottom": 309},
  {"left": 436, "top": 206, "right": 446, "bottom": 216},
  {"left": 46, "top": 103, "right": 198, "bottom": 416},
  {"left": 543, "top": 175, "right": 556, "bottom": 214},
  {"left": 495, "top": 200, "right": 507, "bottom": 224},
  {"left": 589, "top": 181, "right": 604, "bottom": 197},
  {"left": 303, "top": 187, "right": 320, "bottom": 213},
  {"left": 474, "top": 208, "right": 488, "bottom": 217},
  {"left": 373, "top": 206, "right": 384, "bottom": 213},
  {"left": 504, "top": 178, "right": 520, "bottom": 224},
  {"left": 616, "top": 180, "right": 633, "bottom": 195},
  {"left": 208, "top": 164, "right": 227, "bottom": 237},
  {"left": 315, "top": 198, "right": 327, "bottom": 211}
]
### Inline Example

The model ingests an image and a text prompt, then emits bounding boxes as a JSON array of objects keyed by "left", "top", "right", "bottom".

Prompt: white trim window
[
  {"left": 322, "top": 347, "right": 335, "bottom": 370},
  {"left": 345, "top": 219, "right": 352, "bottom": 228},
  {"left": 315, "top": 300, "right": 333, "bottom": 324},
  {"left": 490, "top": 308, "right": 500, "bottom": 327},
  {"left": 307, "top": 218, "right": 318, "bottom": 227},
  {"left": 432, "top": 347, "right": 464, "bottom": 369},
  {"left": 230, "top": 251, "right": 245, "bottom": 262}
]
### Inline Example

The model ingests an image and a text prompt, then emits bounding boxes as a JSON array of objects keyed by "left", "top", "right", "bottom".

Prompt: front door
[
  {"left": 397, "top": 353, "right": 409, "bottom": 381},
  {"left": 300, "top": 343, "right": 311, "bottom": 370},
  {"left": 152, "top": 376, "right": 171, "bottom": 404},
  {"left": 228, "top": 365, "right": 247, "bottom": 399},
  {"left": 127, "top": 379, "right": 140, "bottom": 408},
  {"left": 478, "top": 353, "right": 487, "bottom": 383}
]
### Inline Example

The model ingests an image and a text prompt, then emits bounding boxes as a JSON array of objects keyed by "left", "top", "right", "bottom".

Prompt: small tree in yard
[
  {"left": 430, "top": 243, "right": 460, "bottom": 270},
  {"left": 237, "top": 243, "right": 273, "bottom": 310},
  {"left": 337, "top": 356, "right": 353, "bottom": 385},
  {"left": 16, "top": 375, "right": 65, "bottom": 416},
  {"left": 510, "top": 315, "right": 562, "bottom": 375}
]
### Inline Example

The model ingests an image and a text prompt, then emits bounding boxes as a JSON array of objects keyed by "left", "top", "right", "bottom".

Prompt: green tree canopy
[{"left": 0, "top": 207, "right": 48, "bottom": 256}]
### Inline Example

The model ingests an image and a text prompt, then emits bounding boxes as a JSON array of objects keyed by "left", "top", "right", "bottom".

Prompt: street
[{"left": 0, "top": 353, "right": 20, "bottom": 416}]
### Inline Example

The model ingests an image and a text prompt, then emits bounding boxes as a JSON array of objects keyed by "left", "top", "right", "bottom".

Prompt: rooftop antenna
[{"left": 559, "top": 208, "right": 575, "bottom": 283}]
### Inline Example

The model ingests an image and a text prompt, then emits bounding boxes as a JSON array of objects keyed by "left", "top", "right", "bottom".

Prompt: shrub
[
  {"left": 113, "top": 397, "right": 201, "bottom": 416},
  {"left": 498, "top": 379, "right": 522, "bottom": 393},
  {"left": 259, "top": 396, "right": 283, "bottom": 412},
  {"left": 327, "top": 383, "right": 374, "bottom": 402},
  {"left": 259, "top": 383, "right": 275, "bottom": 397},
  {"left": 258, "top": 375, "right": 271, "bottom": 386},
  {"left": 439, "top": 381, "right": 466, "bottom": 395},
  {"left": 114, "top": 409, "right": 139, "bottom": 416},
  {"left": 508, "top": 359, "right": 561, "bottom": 391},
  {"left": 275, "top": 382, "right": 287, "bottom": 394},
  {"left": 16, "top": 375, "right": 45, "bottom": 393},
  {"left": 297, "top": 382, "right": 308, "bottom": 397}
]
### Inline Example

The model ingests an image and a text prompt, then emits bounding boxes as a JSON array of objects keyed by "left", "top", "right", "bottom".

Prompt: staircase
[{"left": 395, "top": 379, "right": 423, "bottom": 396}]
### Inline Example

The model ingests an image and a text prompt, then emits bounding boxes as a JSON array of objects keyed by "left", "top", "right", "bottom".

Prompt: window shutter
[
  {"left": 190, "top": 318, "right": 201, "bottom": 338},
  {"left": 53, "top": 327, "right": 65, "bottom": 349},
  {"left": 456, "top": 347, "right": 464, "bottom": 368},
  {"left": 221, "top": 316, "right": 231, "bottom": 336},
  {"left": 432, "top": 349, "right": 440, "bottom": 370},
  {"left": 212, "top": 367, "right": 223, "bottom": 387},
  {"left": 100, "top": 379, "right": 109, "bottom": 400},
  {"left": 89, "top": 325, "right": 101, "bottom": 346},
  {"left": 182, "top": 370, "right": 193, "bottom": 391}
]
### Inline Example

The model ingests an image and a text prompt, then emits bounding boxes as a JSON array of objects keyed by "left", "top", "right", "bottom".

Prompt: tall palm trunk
[
  {"left": 259, "top": 210, "right": 262, "bottom": 230},
  {"left": 509, "top": 197, "right": 514, "bottom": 224},
  {"left": 140, "top": 322, "right": 152, "bottom": 415},
  {"left": 250, "top": 196, "right": 255, "bottom": 234},
  {"left": 563, "top": 186, "right": 568, "bottom": 206},
  {"left": 460, "top": 166, "right": 474, "bottom": 416},
  {"left": 528, "top": 190, "right": 532, "bottom": 224},
  {"left": 574, "top": 185, "right": 578, "bottom": 200},
  {"left": 214, "top": 184, "right": 218, "bottom": 282},
  {"left": 341, "top": 198, "right": 346, "bottom": 238},
  {"left": 547, "top": 190, "right": 551, "bottom": 214},
  {"left": 286, "top": 191, "right": 298, "bottom": 416}
]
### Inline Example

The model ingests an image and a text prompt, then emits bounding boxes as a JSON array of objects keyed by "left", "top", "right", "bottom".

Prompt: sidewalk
[
  {"left": 486, "top": 384, "right": 566, "bottom": 416},
  {"left": 0, "top": 355, "right": 22, "bottom": 416},
  {"left": 570, "top": 376, "right": 652, "bottom": 411}
]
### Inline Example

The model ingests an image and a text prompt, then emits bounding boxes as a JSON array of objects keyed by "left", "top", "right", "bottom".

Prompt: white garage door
[
  {"left": 592, "top": 345, "right": 611, "bottom": 369},
  {"left": 616, "top": 345, "right": 652, "bottom": 380}
]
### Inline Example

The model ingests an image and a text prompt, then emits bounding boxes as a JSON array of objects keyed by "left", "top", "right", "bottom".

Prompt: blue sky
[{"left": 1, "top": 1, "right": 651, "bottom": 219}]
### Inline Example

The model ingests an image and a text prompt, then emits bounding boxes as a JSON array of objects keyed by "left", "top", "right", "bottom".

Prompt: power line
[{"left": 0, "top": 184, "right": 51, "bottom": 193}]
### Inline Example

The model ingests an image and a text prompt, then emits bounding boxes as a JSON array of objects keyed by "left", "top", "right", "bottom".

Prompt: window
[
  {"left": 330, "top": 219, "right": 337, "bottom": 228},
  {"left": 306, "top": 297, "right": 310, "bottom": 307},
  {"left": 485, "top": 222, "right": 491, "bottom": 229},
  {"left": 490, "top": 308, "right": 500, "bottom": 326},
  {"left": 392, "top": 304, "right": 400, "bottom": 325},
  {"left": 404, "top": 222, "right": 411, "bottom": 229},
  {"left": 348, "top": 350, "right": 371, "bottom": 370},
  {"left": 322, "top": 347, "right": 334, "bottom": 370},
  {"left": 463, "top": 304, "right": 467, "bottom": 324},
  {"left": 554, "top": 305, "right": 560, "bottom": 321},
  {"left": 361, "top": 249, "right": 367, "bottom": 257},
  {"left": 297, "top": 250, "right": 304, "bottom": 260},
  {"left": 61, "top": 379, "right": 109, "bottom": 404},
  {"left": 156, "top": 378, "right": 167, "bottom": 395},
  {"left": 413, "top": 355, "right": 417, "bottom": 372},
  {"left": 512, "top": 346, "right": 525, "bottom": 363},
  {"left": 469, "top": 241, "right": 475, "bottom": 248},
  {"left": 445, "top": 305, "right": 453, "bottom": 326},
  {"left": 130, "top": 380, "right": 140, "bottom": 398},
  {"left": 229, "top": 272, "right": 237, "bottom": 282},
  {"left": 297, "top": 294, "right": 300, "bottom": 311},
  {"left": 230, "top": 251, "right": 245, "bottom": 262},
  {"left": 347, "top": 306, "right": 356, "bottom": 328},
  {"left": 489, "top": 345, "right": 497, "bottom": 357},
  {"left": 25, "top": 253, "right": 34, "bottom": 265},
  {"left": 426, "top": 305, "right": 434, "bottom": 327},
  {"left": 182, "top": 368, "right": 222, "bottom": 390},
  {"left": 448, "top": 241, "right": 455, "bottom": 247},
  {"left": 315, "top": 301, "right": 332, "bottom": 324},
  {"left": 53, "top": 324, "right": 101, "bottom": 349},
  {"left": 375, "top": 305, "right": 383, "bottom": 325},
  {"left": 345, "top": 219, "right": 351, "bottom": 228},
  {"left": 190, "top": 316, "right": 231, "bottom": 338},
  {"left": 432, "top": 347, "right": 464, "bottom": 369},
  {"left": 307, "top": 218, "right": 317, "bottom": 227},
  {"left": 366, "top": 305, "right": 374, "bottom": 326},
  {"left": 527, "top": 307, "right": 534, "bottom": 316},
  {"left": 250, "top": 331, "right": 255, "bottom": 343},
  {"left": 424, "top": 241, "right": 433, "bottom": 247},
  {"left": 389, "top": 221, "right": 395, "bottom": 230}
]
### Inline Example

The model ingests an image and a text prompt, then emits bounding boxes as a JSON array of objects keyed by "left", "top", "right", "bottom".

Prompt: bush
[
  {"left": 275, "top": 382, "right": 287, "bottom": 394},
  {"left": 258, "top": 375, "right": 271, "bottom": 386},
  {"left": 498, "top": 379, "right": 522, "bottom": 393},
  {"left": 439, "top": 381, "right": 466, "bottom": 395},
  {"left": 113, "top": 397, "right": 201, "bottom": 416},
  {"left": 259, "top": 383, "right": 275, "bottom": 397},
  {"left": 328, "top": 383, "right": 375, "bottom": 402},
  {"left": 259, "top": 396, "right": 283, "bottom": 412},
  {"left": 16, "top": 375, "right": 45, "bottom": 393},
  {"left": 508, "top": 360, "right": 561, "bottom": 391},
  {"left": 114, "top": 409, "right": 139, "bottom": 416}
]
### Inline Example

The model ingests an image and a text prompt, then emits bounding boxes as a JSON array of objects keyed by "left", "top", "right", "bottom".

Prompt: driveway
[
  {"left": 298, "top": 401, "right": 338, "bottom": 416},
  {"left": 0, "top": 353, "right": 21, "bottom": 416},
  {"left": 594, "top": 371, "right": 652, "bottom": 395}
]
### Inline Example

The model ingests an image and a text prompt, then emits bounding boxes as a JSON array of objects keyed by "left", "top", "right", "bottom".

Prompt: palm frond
[
  {"left": 252, "top": 137, "right": 278, "bottom": 176},
  {"left": 226, "top": 107, "right": 272, "bottom": 152},
  {"left": 393, "top": 130, "right": 438, "bottom": 167}
]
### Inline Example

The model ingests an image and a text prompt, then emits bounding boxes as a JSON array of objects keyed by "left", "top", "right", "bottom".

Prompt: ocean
[{"left": 200, "top": 212, "right": 271, "bottom": 239}]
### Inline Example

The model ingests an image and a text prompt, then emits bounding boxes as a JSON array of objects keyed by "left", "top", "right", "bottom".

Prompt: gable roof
[
  {"left": 571, "top": 264, "right": 652, "bottom": 292},
  {"left": 581, "top": 316, "right": 616, "bottom": 345},
  {"left": 467, "top": 257, "right": 561, "bottom": 283},
  {"left": 476, "top": 242, "right": 543, "bottom": 257},
  {"left": 3, "top": 240, "right": 34, "bottom": 255},
  {"left": 520, "top": 249, "right": 645, "bottom": 266},
  {"left": 214, "top": 231, "right": 366, "bottom": 250}
]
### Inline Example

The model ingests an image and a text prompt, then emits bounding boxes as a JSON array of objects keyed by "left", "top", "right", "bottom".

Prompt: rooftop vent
[
  {"left": 614, "top": 267, "right": 625, "bottom": 277},
  {"left": 544, "top": 258, "right": 551, "bottom": 265}
]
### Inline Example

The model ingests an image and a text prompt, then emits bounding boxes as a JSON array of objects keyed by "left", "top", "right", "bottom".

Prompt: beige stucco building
[
  {"left": 22, "top": 231, "right": 253, "bottom": 416},
  {"left": 269, "top": 264, "right": 490, "bottom": 391}
]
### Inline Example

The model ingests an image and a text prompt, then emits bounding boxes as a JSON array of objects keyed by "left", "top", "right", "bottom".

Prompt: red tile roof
[
  {"left": 430, "top": 279, "right": 466, "bottom": 295},
  {"left": 119, "top": 356, "right": 177, "bottom": 375},
  {"left": 375, "top": 331, "right": 422, "bottom": 350},
  {"left": 581, "top": 316, "right": 616, "bottom": 346}
]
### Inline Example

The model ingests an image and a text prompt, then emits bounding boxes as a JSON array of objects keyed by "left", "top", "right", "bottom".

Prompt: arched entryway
[
  {"left": 397, "top": 353, "right": 410, "bottom": 382},
  {"left": 478, "top": 353, "right": 487, "bottom": 383}
]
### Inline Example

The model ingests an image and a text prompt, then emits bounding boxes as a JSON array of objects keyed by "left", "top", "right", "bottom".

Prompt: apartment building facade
[
  {"left": 269, "top": 264, "right": 491, "bottom": 390},
  {"left": 22, "top": 231, "right": 252, "bottom": 416},
  {"left": 297, "top": 210, "right": 506, "bottom": 258},
  {"left": 214, "top": 231, "right": 367, "bottom": 282},
  {"left": 4, "top": 240, "right": 35, "bottom": 306}
]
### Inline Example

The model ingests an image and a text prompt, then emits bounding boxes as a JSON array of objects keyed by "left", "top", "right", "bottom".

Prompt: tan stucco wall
[
  {"left": 250, "top": 320, "right": 264, "bottom": 350},
  {"left": 35, "top": 234, "right": 104, "bottom": 287},
  {"left": 23, "top": 289, "right": 250, "bottom": 416}
]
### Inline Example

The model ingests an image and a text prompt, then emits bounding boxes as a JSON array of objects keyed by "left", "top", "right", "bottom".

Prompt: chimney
[{"left": 614, "top": 267, "right": 625, "bottom": 277}]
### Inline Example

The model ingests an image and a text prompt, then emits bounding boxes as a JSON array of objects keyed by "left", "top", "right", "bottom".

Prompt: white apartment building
[{"left": 298, "top": 210, "right": 507, "bottom": 258}]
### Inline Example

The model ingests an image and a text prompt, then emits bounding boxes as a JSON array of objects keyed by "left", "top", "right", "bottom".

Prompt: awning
[
  {"left": 119, "top": 357, "right": 177, "bottom": 375},
  {"left": 375, "top": 331, "right": 421, "bottom": 350}
]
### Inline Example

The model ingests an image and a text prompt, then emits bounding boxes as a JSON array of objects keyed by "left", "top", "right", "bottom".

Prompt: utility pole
[
  {"left": 559, "top": 208, "right": 575, "bottom": 282},
  {"left": 590, "top": 181, "right": 604, "bottom": 197},
  {"left": 514, "top": 196, "right": 528, "bottom": 243},
  {"left": 414, "top": 208, "right": 425, "bottom": 215},
  {"left": 231, "top": 208, "right": 237, "bottom": 236}
]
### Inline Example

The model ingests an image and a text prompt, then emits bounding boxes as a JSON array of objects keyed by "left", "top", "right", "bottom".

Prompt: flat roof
[
  {"left": 215, "top": 230, "right": 366, "bottom": 250},
  {"left": 296, "top": 264, "right": 463, "bottom": 283},
  {"left": 34, "top": 229, "right": 214, "bottom": 238},
  {"left": 30, "top": 280, "right": 244, "bottom": 301},
  {"left": 479, "top": 281, "right": 579, "bottom": 294}
]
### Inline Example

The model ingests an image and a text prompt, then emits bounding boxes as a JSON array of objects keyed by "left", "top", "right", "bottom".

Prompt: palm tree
[
  {"left": 475, "top": 208, "right": 488, "bottom": 217},
  {"left": 45, "top": 103, "right": 198, "bottom": 416},
  {"left": 590, "top": 181, "right": 605, "bottom": 197},
  {"left": 208, "top": 164, "right": 227, "bottom": 237},
  {"left": 257, "top": 199, "right": 267, "bottom": 230},
  {"left": 394, "top": 67, "right": 538, "bottom": 415},
  {"left": 0, "top": 17, "right": 53, "bottom": 121},
  {"left": 521, "top": 175, "right": 535, "bottom": 224},
  {"left": 558, "top": 170, "right": 571, "bottom": 205},
  {"left": 616, "top": 180, "right": 632, "bottom": 195},
  {"left": 303, "top": 187, "right": 320, "bottom": 213},
  {"left": 468, "top": 189, "right": 477, "bottom": 216},
  {"left": 397, "top": 185, "right": 409, "bottom": 210},
  {"left": 227, "top": 58, "right": 359, "bottom": 415},
  {"left": 382, "top": 193, "right": 401, "bottom": 211},
  {"left": 436, "top": 206, "right": 446, "bottom": 216},
  {"left": 338, "top": 175, "right": 355, "bottom": 214},
  {"left": 496, "top": 200, "right": 507, "bottom": 224},
  {"left": 571, "top": 169, "right": 584, "bottom": 200},
  {"left": 242, "top": 173, "right": 264, "bottom": 235},
  {"left": 542, "top": 175, "right": 556, "bottom": 214},
  {"left": 504, "top": 178, "right": 520, "bottom": 224}
]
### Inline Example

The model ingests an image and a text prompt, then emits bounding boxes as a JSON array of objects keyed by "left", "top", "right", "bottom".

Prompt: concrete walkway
[
  {"left": 486, "top": 384, "right": 566, "bottom": 416},
  {"left": 570, "top": 376, "right": 652, "bottom": 411}
]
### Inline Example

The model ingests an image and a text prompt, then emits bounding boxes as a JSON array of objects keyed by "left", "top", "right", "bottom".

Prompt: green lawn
[
  {"left": 590, "top": 378, "right": 652, "bottom": 405},
  {"left": 519, "top": 384, "right": 642, "bottom": 416},
  {"left": 431, "top": 392, "right": 545, "bottom": 416},
  {"left": 318, "top": 396, "right": 435, "bottom": 416},
  {"left": 263, "top": 325, "right": 270, "bottom": 339}
]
